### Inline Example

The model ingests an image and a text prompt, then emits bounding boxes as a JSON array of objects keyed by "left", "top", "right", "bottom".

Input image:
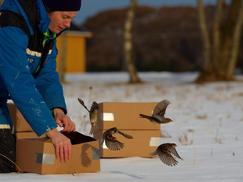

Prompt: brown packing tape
[
  {"left": 92, "top": 148, "right": 101, "bottom": 160},
  {"left": 80, "top": 143, "right": 100, "bottom": 167}
]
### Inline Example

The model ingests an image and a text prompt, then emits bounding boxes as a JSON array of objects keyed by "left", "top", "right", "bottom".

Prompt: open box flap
[{"left": 61, "top": 131, "right": 96, "bottom": 145}]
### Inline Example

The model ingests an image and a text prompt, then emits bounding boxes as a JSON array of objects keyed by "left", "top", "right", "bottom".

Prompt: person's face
[{"left": 48, "top": 11, "right": 77, "bottom": 33}]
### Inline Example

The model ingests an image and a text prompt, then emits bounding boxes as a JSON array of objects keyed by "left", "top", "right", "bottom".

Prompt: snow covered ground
[{"left": 1, "top": 72, "right": 243, "bottom": 181}]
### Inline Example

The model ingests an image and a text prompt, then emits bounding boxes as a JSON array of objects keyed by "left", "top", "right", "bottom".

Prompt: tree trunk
[
  {"left": 124, "top": 0, "right": 142, "bottom": 83},
  {"left": 227, "top": 0, "right": 243, "bottom": 77},
  {"left": 196, "top": 0, "right": 243, "bottom": 83},
  {"left": 211, "top": 0, "right": 224, "bottom": 74},
  {"left": 197, "top": 0, "right": 211, "bottom": 73}
]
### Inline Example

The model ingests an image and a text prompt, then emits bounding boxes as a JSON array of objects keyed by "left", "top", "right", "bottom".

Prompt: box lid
[
  {"left": 16, "top": 131, "right": 39, "bottom": 140},
  {"left": 7, "top": 103, "right": 33, "bottom": 132}
]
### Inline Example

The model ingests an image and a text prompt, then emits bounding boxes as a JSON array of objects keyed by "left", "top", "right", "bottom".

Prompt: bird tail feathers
[{"left": 139, "top": 114, "right": 152, "bottom": 120}]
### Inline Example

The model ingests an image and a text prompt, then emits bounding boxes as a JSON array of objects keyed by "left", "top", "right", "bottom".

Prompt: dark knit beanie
[{"left": 42, "top": 0, "right": 82, "bottom": 12}]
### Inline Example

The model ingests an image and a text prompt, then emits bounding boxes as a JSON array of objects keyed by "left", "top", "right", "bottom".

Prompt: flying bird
[
  {"left": 139, "top": 99, "right": 172, "bottom": 124},
  {"left": 78, "top": 98, "right": 99, "bottom": 135},
  {"left": 152, "top": 143, "right": 182, "bottom": 166},
  {"left": 102, "top": 127, "right": 133, "bottom": 151}
]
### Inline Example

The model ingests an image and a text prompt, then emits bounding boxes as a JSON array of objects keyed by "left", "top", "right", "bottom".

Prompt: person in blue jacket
[{"left": 0, "top": 0, "right": 81, "bottom": 172}]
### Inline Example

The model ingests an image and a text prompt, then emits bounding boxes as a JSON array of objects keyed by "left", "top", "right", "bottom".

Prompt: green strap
[
  {"left": 33, "top": 30, "right": 56, "bottom": 78},
  {"left": 42, "top": 30, "right": 56, "bottom": 47}
]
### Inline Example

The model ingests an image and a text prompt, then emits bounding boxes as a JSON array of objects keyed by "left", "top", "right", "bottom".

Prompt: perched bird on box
[
  {"left": 102, "top": 127, "right": 133, "bottom": 151},
  {"left": 78, "top": 98, "right": 99, "bottom": 135},
  {"left": 139, "top": 99, "right": 172, "bottom": 124},
  {"left": 152, "top": 143, "right": 182, "bottom": 166}
]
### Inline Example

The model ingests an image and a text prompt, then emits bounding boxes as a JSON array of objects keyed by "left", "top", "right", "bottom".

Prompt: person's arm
[
  {"left": 0, "top": 27, "right": 71, "bottom": 162},
  {"left": 52, "top": 108, "right": 75, "bottom": 132},
  {"left": 35, "top": 41, "right": 75, "bottom": 132},
  {"left": 46, "top": 128, "right": 72, "bottom": 162},
  {"left": 0, "top": 27, "right": 56, "bottom": 135},
  {"left": 35, "top": 42, "right": 66, "bottom": 113}
]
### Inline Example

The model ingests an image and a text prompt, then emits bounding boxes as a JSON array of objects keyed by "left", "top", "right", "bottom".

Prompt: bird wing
[
  {"left": 139, "top": 114, "right": 154, "bottom": 121},
  {"left": 90, "top": 101, "right": 99, "bottom": 113},
  {"left": 157, "top": 150, "right": 178, "bottom": 166},
  {"left": 100, "top": 136, "right": 105, "bottom": 146},
  {"left": 105, "top": 127, "right": 118, "bottom": 134},
  {"left": 104, "top": 138, "right": 124, "bottom": 151},
  {"left": 89, "top": 125, "right": 95, "bottom": 135},
  {"left": 78, "top": 98, "right": 90, "bottom": 112},
  {"left": 102, "top": 127, "right": 124, "bottom": 151},
  {"left": 117, "top": 130, "right": 133, "bottom": 139},
  {"left": 153, "top": 100, "right": 170, "bottom": 116},
  {"left": 168, "top": 146, "right": 183, "bottom": 160},
  {"left": 89, "top": 107, "right": 99, "bottom": 135}
]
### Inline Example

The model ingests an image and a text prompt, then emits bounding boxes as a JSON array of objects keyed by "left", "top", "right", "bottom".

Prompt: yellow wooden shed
[{"left": 56, "top": 31, "right": 92, "bottom": 73}]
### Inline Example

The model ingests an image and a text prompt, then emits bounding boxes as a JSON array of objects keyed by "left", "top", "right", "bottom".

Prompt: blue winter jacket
[{"left": 0, "top": 0, "right": 67, "bottom": 136}]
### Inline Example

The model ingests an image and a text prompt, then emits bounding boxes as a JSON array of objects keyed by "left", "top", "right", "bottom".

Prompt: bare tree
[
  {"left": 124, "top": 0, "right": 142, "bottom": 83},
  {"left": 197, "top": 0, "right": 243, "bottom": 83}
]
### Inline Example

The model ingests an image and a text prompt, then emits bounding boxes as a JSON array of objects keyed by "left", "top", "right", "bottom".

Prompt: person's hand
[
  {"left": 46, "top": 128, "right": 72, "bottom": 162},
  {"left": 53, "top": 108, "right": 76, "bottom": 132}
]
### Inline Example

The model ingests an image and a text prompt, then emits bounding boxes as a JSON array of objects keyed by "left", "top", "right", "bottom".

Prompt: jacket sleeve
[
  {"left": 0, "top": 27, "right": 57, "bottom": 136},
  {"left": 35, "top": 41, "right": 67, "bottom": 114}
]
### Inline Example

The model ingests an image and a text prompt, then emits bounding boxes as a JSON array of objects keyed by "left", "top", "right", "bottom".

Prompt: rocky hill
[{"left": 77, "top": 5, "right": 243, "bottom": 72}]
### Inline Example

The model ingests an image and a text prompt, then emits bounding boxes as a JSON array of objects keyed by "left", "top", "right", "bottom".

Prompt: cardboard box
[
  {"left": 95, "top": 102, "right": 162, "bottom": 158},
  {"left": 16, "top": 132, "right": 100, "bottom": 174},
  {"left": 7, "top": 103, "right": 100, "bottom": 174},
  {"left": 97, "top": 102, "right": 160, "bottom": 130},
  {"left": 15, "top": 131, "right": 39, "bottom": 139},
  {"left": 94, "top": 130, "right": 161, "bottom": 158},
  {"left": 7, "top": 103, "right": 32, "bottom": 132}
]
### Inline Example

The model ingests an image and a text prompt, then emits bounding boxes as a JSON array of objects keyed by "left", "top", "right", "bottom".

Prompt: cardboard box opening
[{"left": 61, "top": 131, "right": 96, "bottom": 145}]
